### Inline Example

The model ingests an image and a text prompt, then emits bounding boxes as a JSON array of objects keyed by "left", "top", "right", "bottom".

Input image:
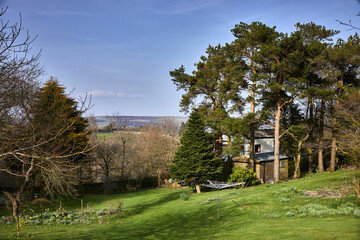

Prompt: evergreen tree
[
  {"left": 170, "top": 44, "right": 246, "bottom": 157},
  {"left": 30, "top": 77, "right": 90, "bottom": 195},
  {"left": 231, "top": 22, "right": 278, "bottom": 171},
  {"left": 168, "top": 109, "right": 222, "bottom": 193}
]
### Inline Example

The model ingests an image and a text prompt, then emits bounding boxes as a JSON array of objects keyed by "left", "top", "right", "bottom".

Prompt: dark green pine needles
[{"left": 168, "top": 109, "right": 222, "bottom": 183}]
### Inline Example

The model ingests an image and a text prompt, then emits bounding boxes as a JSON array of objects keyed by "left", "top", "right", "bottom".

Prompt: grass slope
[{"left": 1, "top": 169, "right": 359, "bottom": 239}]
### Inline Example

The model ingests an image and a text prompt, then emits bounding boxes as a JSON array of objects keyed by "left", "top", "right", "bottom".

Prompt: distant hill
[{"left": 93, "top": 116, "right": 188, "bottom": 128}]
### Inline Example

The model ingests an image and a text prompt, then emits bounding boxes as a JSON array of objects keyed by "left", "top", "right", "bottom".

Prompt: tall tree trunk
[
  {"left": 250, "top": 84, "right": 256, "bottom": 172},
  {"left": 308, "top": 96, "right": 314, "bottom": 173},
  {"left": 330, "top": 79, "right": 342, "bottom": 172},
  {"left": 330, "top": 133, "right": 336, "bottom": 172},
  {"left": 250, "top": 128, "right": 255, "bottom": 171},
  {"left": 294, "top": 154, "right": 301, "bottom": 179},
  {"left": 308, "top": 148, "right": 313, "bottom": 173},
  {"left": 274, "top": 104, "right": 281, "bottom": 183},
  {"left": 318, "top": 98, "right": 325, "bottom": 173},
  {"left": 157, "top": 169, "right": 161, "bottom": 187},
  {"left": 330, "top": 96, "right": 340, "bottom": 172},
  {"left": 215, "top": 131, "right": 223, "bottom": 157},
  {"left": 294, "top": 141, "right": 303, "bottom": 179}
]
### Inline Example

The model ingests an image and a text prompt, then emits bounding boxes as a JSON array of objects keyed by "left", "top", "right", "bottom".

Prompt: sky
[{"left": 2, "top": 0, "right": 360, "bottom": 117}]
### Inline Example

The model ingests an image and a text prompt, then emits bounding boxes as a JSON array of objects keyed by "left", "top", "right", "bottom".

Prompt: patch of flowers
[
  {"left": 126, "top": 184, "right": 140, "bottom": 192},
  {"left": 0, "top": 207, "right": 122, "bottom": 226},
  {"left": 262, "top": 212, "right": 281, "bottom": 218},
  {"left": 294, "top": 202, "right": 360, "bottom": 217},
  {"left": 201, "top": 198, "right": 217, "bottom": 205}
]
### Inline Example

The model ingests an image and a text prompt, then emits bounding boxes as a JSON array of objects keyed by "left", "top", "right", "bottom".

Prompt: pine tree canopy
[{"left": 168, "top": 109, "right": 222, "bottom": 182}]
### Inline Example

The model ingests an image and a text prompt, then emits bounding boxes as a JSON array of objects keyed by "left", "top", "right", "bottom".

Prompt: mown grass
[
  {"left": 1, "top": 169, "right": 359, "bottom": 239},
  {"left": 96, "top": 132, "right": 113, "bottom": 140}
]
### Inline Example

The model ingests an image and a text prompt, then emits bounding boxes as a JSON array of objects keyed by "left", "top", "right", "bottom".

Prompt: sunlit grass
[{"left": 0, "top": 169, "right": 359, "bottom": 239}]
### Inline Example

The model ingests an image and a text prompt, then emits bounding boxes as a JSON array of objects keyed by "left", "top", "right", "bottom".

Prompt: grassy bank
[{"left": 0, "top": 169, "right": 359, "bottom": 239}]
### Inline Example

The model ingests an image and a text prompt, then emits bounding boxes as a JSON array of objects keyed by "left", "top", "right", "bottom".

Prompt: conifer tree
[
  {"left": 29, "top": 77, "right": 90, "bottom": 195},
  {"left": 32, "top": 77, "right": 89, "bottom": 163},
  {"left": 170, "top": 44, "right": 246, "bottom": 157},
  {"left": 168, "top": 109, "right": 222, "bottom": 193}
]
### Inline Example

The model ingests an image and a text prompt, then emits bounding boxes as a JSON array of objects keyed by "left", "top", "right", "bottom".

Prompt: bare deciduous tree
[{"left": 135, "top": 126, "right": 178, "bottom": 187}]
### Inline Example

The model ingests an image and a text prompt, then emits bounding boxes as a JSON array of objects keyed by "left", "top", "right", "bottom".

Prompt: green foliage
[
  {"left": 170, "top": 44, "right": 248, "bottom": 156},
  {"left": 228, "top": 166, "right": 258, "bottom": 185},
  {"left": 32, "top": 78, "right": 89, "bottom": 162},
  {"left": 168, "top": 109, "right": 222, "bottom": 182},
  {"left": 28, "top": 78, "right": 90, "bottom": 197},
  {"left": 327, "top": 198, "right": 342, "bottom": 209}
]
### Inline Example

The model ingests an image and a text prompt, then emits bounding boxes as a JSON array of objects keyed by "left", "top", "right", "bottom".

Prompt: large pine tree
[{"left": 169, "top": 109, "right": 222, "bottom": 193}]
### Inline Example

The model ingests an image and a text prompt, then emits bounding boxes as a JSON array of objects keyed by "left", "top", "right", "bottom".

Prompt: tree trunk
[
  {"left": 308, "top": 148, "right": 313, "bottom": 174},
  {"left": 157, "top": 169, "right": 161, "bottom": 187},
  {"left": 2, "top": 191, "right": 20, "bottom": 218},
  {"left": 250, "top": 84, "right": 256, "bottom": 172},
  {"left": 215, "top": 131, "right": 223, "bottom": 157},
  {"left": 329, "top": 80, "right": 342, "bottom": 172},
  {"left": 294, "top": 155, "right": 301, "bottom": 179},
  {"left": 330, "top": 133, "right": 336, "bottom": 172},
  {"left": 308, "top": 96, "right": 314, "bottom": 174},
  {"left": 273, "top": 104, "right": 281, "bottom": 183},
  {"left": 250, "top": 127, "right": 255, "bottom": 171},
  {"left": 195, "top": 184, "right": 201, "bottom": 194},
  {"left": 318, "top": 98, "right": 325, "bottom": 173},
  {"left": 294, "top": 140, "right": 304, "bottom": 179}
]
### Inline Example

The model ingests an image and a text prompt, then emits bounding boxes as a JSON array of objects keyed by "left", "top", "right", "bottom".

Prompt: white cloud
[
  {"left": 36, "top": 10, "right": 94, "bottom": 17},
  {"left": 79, "top": 90, "right": 145, "bottom": 99},
  {"left": 88, "top": 90, "right": 116, "bottom": 97},
  {"left": 152, "top": 0, "right": 220, "bottom": 15}
]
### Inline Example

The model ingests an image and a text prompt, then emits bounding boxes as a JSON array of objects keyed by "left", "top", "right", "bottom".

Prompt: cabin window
[
  {"left": 255, "top": 144, "right": 261, "bottom": 153},
  {"left": 281, "top": 161, "right": 286, "bottom": 168},
  {"left": 239, "top": 145, "right": 245, "bottom": 155}
]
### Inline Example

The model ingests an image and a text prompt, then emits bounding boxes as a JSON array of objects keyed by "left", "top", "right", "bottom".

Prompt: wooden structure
[{"left": 232, "top": 152, "right": 289, "bottom": 183}]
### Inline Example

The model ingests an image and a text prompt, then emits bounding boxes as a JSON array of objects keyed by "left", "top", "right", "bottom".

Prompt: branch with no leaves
[{"left": 336, "top": 19, "right": 360, "bottom": 31}]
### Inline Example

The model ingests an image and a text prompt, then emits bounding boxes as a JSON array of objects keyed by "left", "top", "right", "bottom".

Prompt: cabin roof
[{"left": 255, "top": 152, "right": 289, "bottom": 162}]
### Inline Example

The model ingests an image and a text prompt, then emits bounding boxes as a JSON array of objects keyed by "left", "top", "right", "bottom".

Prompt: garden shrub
[
  {"left": 201, "top": 198, "right": 217, "bottom": 205},
  {"left": 179, "top": 193, "right": 190, "bottom": 201},
  {"left": 228, "top": 167, "right": 258, "bottom": 186},
  {"left": 285, "top": 211, "right": 295, "bottom": 217},
  {"left": 263, "top": 212, "right": 281, "bottom": 218}
]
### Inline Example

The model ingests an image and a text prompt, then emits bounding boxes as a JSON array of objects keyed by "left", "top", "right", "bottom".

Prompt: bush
[
  {"left": 179, "top": 193, "right": 190, "bottom": 201},
  {"left": 228, "top": 167, "right": 258, "bottom": 186}
]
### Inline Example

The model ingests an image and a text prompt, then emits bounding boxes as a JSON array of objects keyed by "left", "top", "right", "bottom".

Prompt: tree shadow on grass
[
  {"left": 89, "top": 204, "right": 240, "bottom": 239},
  {"left": 83, "top": 194, "right": 253, "bottom": 240}
]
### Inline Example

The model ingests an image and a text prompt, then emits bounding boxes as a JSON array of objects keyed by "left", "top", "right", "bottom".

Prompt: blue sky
[{"left": 2, "top": 0, "right": 360, "bottom": 116}]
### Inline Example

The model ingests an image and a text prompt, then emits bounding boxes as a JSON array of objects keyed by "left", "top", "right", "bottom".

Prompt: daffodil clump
[{"left": 0, "top": 207, "right": 122, "bottom": 225}]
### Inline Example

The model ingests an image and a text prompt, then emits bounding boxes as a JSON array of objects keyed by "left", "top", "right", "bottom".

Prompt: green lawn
[
  {"left": 96, "top": 132, "right": 113, "bottom": 140},
  {"left": 1, "top": 169, "right": 359, "bottom": 239}
]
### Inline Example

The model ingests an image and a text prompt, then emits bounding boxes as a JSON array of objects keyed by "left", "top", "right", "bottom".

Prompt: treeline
[
  {"left": 89, "top": 118, "right": 179, "bottom": 194},
  {"left": 170, "top": 22, "right": 360, "bottom": 182}
]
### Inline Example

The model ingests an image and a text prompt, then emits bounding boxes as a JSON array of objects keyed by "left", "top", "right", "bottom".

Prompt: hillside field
[{"left": 0, "top": 169, "right": 359, "bottom": 239}]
